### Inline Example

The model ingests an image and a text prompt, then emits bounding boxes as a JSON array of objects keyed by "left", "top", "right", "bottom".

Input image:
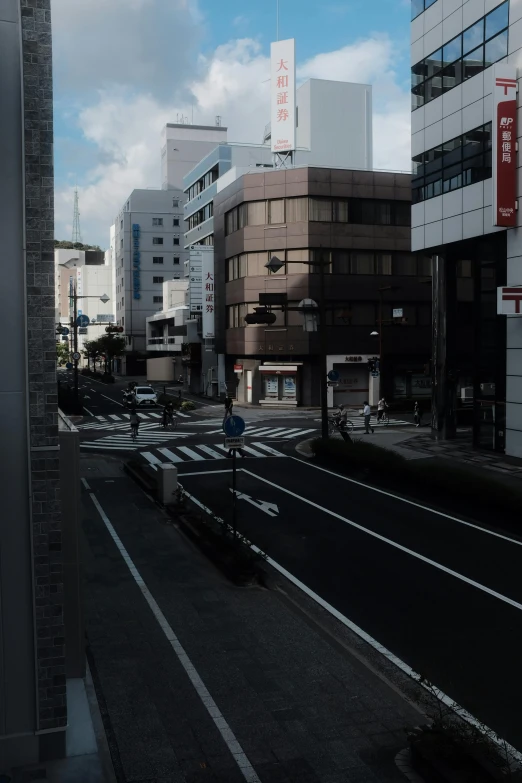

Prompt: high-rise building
[
  {"left": 409, "top": 0, "right": 521, "bottom": 455},
  {"left": 161, "top": 122, "right": 228, "bottom": 191},
  {"left": 0, "top": 0, "right": 68, "bottom": 767}
]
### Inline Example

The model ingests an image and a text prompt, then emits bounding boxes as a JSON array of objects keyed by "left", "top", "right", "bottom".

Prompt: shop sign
[
  {"left": 201, "top": 250, "right": 215, "bottom": 339},
  {"left": 270, "top": 38, "right": 296, "bottom": 153},
  {"left": 132, "top": 224, "right": 141, "bottom": 299},
  {"left": 284, "top": 376, "right": 296, "bottom": 395},
  {"left": 234, "top": 364, "right": 243, "bottom": 372},
  {"left": 492, "top": 65, "right": 518, "bottom": 227},
  {"left": 497, "top": 285, "right": 522, "bottom": 314},
  {"left": 344, "top": 356, "right": 363, "bottom": 362}
]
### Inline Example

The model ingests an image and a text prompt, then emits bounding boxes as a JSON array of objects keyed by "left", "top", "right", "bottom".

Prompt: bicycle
[
  {"left": 377, "top": 408, "right": 390, "bottom": 426},
  {"left": 328, "top": 416, "right": 354, "bottom": 436},
  {"left": 131, "top": 424, "right": 139, "bottom": 441},
  {"left": 162, "top": 412, "right": 178, "bottom": 431}
]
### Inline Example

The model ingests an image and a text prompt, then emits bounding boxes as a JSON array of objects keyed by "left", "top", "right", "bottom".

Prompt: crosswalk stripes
[
  {"left": 140, "top": 441, "right": 286, "bottom": 470},
  {"left": 78, "top": 410, "right": 192, "bottom": 430},
  {"left": 204, "top": 426, "right": 318, "bottom": 439},
  {"left": 80, "top": 431, "right": 192, "bottom": 451}
]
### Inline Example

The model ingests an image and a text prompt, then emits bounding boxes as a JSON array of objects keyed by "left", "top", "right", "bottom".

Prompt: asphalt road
[{"left": 176, "top": 456, "right": 522, "bottom": 752}]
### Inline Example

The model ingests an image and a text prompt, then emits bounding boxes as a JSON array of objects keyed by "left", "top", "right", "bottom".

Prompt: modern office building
[
  {"left": 213, "top": 166, "right": 436, "bottom": 407},
  {"left": 410, "top": 0, "right": 522, "bottom": 454},
  {"left": 112, "top": 189, "right": 188, "bottom": 374}
]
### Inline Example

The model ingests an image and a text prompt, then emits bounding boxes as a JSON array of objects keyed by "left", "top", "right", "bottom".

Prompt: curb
[
  {"left": 295, "top": 437, "right": 315, "bottom": 459},
  {"left": 395, "top": 748, "right": 427, "bottom": 782}
]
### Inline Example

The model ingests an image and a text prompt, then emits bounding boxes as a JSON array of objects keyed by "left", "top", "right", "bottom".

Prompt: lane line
[
  {"left": 87, "top": 492, "right": 261, "bottom": 783},
  {"left": 157, "top": 447, "right": 184, "bottom": 464},
  {"left": 81, "top": 478, "right": 91, "bottom": 490},
  {"left": 240, "top": 469, "right": 522, "bottom": 613},
  {"left": 291, "top": 458, "right": 522, "bottom": 548},
  {"left": 178, "top": 469, "right": 232, "bottom": 476},
  {"left": 180, "top": 485, "right": 522, "bottom": 764},
  {"left": 100, "top": 393, "right": 125, "bottom": 407},
  {"left": 83, "top": 406, "right": 94, "bottom": 416}
]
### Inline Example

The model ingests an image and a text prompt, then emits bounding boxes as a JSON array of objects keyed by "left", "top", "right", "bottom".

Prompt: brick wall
[{"left": 21, "top": 0, "right": 67, "bottom": 731}]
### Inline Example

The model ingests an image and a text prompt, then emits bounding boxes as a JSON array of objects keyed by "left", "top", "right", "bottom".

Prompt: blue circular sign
[
  {"left": 66, "top": 362, "right": 73, "bottom": 369},
  {"left": 76, "top": 314, "right": 90, "bottom": 328},
  {"left": 223, "top": 415, "right": 245, "bottom": 437},
  {"left": 61, "top": 327, "right": 70, "bottom": 336},
  {"left": 328, "top": 370, "right": 340, "bottom": 382}
]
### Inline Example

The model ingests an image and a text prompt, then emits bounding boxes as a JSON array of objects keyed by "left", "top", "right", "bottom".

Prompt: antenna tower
[{"left": 72, "top": 186, "right": 82, "bottom": 244}]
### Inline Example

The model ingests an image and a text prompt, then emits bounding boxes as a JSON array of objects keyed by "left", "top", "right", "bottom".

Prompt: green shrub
[{"left": 181, "top": 400, "right": 196, "bottom": 411}]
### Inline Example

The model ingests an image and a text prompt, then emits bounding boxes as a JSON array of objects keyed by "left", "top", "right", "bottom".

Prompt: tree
[
  {"left": 54, "top": 240, "right": 103, "bottom": 251},
  {"left": 82, "top": 339, "right": 101, "bottom": 372},
  {"left": 56, "top": 341, "right": 70, "bottom": 366},
  {"left": 97, "top": 335, "right": 125, "bottom": 374}
]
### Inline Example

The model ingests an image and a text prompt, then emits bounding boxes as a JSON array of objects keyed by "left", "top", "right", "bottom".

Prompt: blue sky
[{"left": 52, "top": 0, "right": 412, "bottom": 248}]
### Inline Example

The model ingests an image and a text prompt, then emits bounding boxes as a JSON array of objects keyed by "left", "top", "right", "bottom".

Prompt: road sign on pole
[
  {"left": 76, "top": 314, "right": 89, "bottom": 328},
  {"left": 66, "top": 362, "right": 73, "bottom": 369},
  {"left": 223, "top": 415, "right": 246, "bottom": 437},
  {"left": 327, "top": 370, "right": 340, "bottom": 382},
  {"left": 72, "top": 351, "right": 81, "bottom": 361},
  {"left": 224, "top": 437, "right": 245, "bottom": 449}
]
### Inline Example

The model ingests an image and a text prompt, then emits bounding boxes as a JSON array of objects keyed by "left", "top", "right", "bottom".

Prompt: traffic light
[
  {"left": 244, "top": 307, "right": 277, "bottom": 325},
  {"left": 367, "top": 356, "right": 379, "bottom": 372},
  {"left": 105, "top": 325, "right": 124, "bottom": 333}
]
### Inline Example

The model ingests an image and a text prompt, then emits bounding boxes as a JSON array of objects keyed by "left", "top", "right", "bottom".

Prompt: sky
[{"left": 52, "top": 0, "right": 412, "bottom": 249}]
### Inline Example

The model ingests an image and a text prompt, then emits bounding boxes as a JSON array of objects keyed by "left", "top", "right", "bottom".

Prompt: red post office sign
[{"left": 492, "top": 65, "right": 518, "bottom": 227}]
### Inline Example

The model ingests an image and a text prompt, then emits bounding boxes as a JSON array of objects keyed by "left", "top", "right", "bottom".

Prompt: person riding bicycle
[
  {"left": 162, "top": 402, "right": 174, "bottom": 428},
  {"left": 414, "top": 401, "right": 422, "bottom": 427},
  {"left": 377, "top": 397, "right": 388, "bottom": 421},
  {"left": 333, "top": 404, "right": 349, "bottom": 430},
  {"left": 129, "top": 409, "right": 140, "bottom": 437}
]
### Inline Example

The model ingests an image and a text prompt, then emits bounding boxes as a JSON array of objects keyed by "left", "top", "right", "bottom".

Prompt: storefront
[
  {"left": 326, "top": 354, "right": 379, "bottom": 408},
  {"left": 259, "top": 364, "right": 301, "bottom": 407}
]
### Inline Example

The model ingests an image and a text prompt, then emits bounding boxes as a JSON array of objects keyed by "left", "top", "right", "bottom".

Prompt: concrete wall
[
  {"left": 147, "top": 357, "right": 175, "bottom": 381},
  {"left": 161, "top": 123, "right": 228, "bottom": 190}
]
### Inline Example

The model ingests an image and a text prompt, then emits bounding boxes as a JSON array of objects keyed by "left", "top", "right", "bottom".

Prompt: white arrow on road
[{"left": 229, "top": 489, "right": 279, "bottom": 517}]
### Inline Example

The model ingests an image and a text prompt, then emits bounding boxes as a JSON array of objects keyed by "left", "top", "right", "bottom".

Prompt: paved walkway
[{"left": 81, "top": 458, "right": 423, "bottom": 783}]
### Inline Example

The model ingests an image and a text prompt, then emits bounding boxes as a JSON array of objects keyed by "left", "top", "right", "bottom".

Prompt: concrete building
[
  {"left": 0, "top": 0, "right": 84, "bottom": 769},
  {"left": 410, "top": 0, "right": 522, "bottom": 454},
  {"left": 263, "top": 78, "right": 373, "bottom": 171},
  {"left": 55, "top": 249, "right": 113, "bottom": 359},
  {"left": 161, "top": 122, "right": 228, "bottom": 191},
  {"left": 113, "top": 189, "right": 188, "bottom": 374},
  {"left": 213, "top": 167, "right": 433, "bottom": 407}
]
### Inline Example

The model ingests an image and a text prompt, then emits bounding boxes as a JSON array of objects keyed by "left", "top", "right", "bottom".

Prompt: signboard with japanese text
[
  {"left": 492, "top": 65, "right": 518, "bottom": 227},
  {"left": 201, "top": 249, "right": 215, "bottom": 339},
  {"left": 270, "top": 38, "right": 296, "bottom": 153}
]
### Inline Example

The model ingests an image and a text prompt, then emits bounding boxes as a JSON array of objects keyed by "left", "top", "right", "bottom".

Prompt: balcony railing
[{"left": 148, "top": 336, "right": 183, "bottom": 345}]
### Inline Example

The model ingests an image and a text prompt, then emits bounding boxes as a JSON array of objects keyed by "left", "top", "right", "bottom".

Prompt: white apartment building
[
  {"left": 161, "top": 122, "right": 228, "bottom": 191},
  {"left": 54, "top": 248, "right": 113, "bottom": 359},
  {"left": 410, "top": 0, "right": 522, "bottom": 456},
  {"left": 112, "top": 189, "right": 188, "bottom": 374}
]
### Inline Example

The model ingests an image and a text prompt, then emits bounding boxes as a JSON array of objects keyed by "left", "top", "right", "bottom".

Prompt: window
[
  {"left": 286, "top": 197, "right": 308, "bottom": 222},
  {"left": 412, "top": 122, "right": 491, "bottom": 203},
  {"left": 172, "top": 199, "right": 179, "bottom": 208},
  {"left": 173, "top": 237, "right": 180, "bottom": 245},
  {"left": 153, "top": 217, "right": 163, "bottom": 226},
  {"left": 120, "top": 238, "right": 123, "bottom": 248},
  {"left": 153, "top": 257, "right": 164, "bottom": 264},
  {"left": 173, "top": 218, "right": 179, "bottom": 226},
  {"left": 247, "top": 201, "right": 267, "bottom": 225},
  {"left": 120, "top": 220, "right": 123, "bottom": 229},
  {"left": 351, "top": 253, "right": 375, "bottom": 274},
  {"left": 309, "top": 198, "right": 332, "bottom": 221},
  {"left": 268, "top": 199, "right": 285, "bottom": 224},
  {"left": 153, "top": 237, "right": 163, "bottom": 245},
  {"left": 153, "top": 276, "right": 164, "bottom": 283},
  {"left": 153, "top": 296, "right": 163, "bottom": 304},
  {"left": 412, "top": 0, "right": 437, "bottom": 20},
  {"left": 394, "top": 254, "right": 417, "bottom": 276},
  {"left": 173, "top": 257, "right": 180, "bottom": 265},
  {"left": 411, "top": 2, "right": 508, "bottom": 110}
]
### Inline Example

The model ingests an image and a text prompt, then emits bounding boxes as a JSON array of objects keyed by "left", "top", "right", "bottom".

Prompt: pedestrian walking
[
  {"left": 414, "top": 401, "right": 422, "bottom": 427},
  {"left": 224, "top": 395, "right": 233, "bottom": 418},
  {"left": 363, "top": 401, "right": 374, "bottom": 434},
  {"left": 377, "top": 397, "right": 387, "bottom": 422}
]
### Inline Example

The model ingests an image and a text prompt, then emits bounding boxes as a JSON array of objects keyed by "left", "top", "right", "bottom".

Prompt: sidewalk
[{"left": 81, "top": 457, "right": 424, "bottom": 783}]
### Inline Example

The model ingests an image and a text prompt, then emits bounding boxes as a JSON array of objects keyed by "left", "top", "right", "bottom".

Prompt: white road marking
[
  {"left": 175, "top": 411, "right": 190, "bottom": 418},
  {"left": 197, "top": 444, "right": 226, "bottom": 460},
  {"left": 292, "top": 458, "right": 522, "bottom": 548},
  {"left": 87, "top": 493, "right": 261, "bottom": 783},
  {"left": 283, "top": 428, "right": 317, "bottom": 438},
  {"left": 239, "top": 445, "right": 269, "bottom": 457},
  {"left": 147, "top": 412, "right": 162, "bottom": 418},
  {"left": 181, "top": 484, "right": 522, "bottom": 765},
  {"left": 141, "top": 452, "right": 163, "bottom": 469},
  {"left": 251, "top": 442, "right": 286, "bottom": 457},
  {"left": 100, "top": 393, "right": 124, "bottom": 407},
  {"left": 96, "top": 416, "right": 105, "bottom": 422},
  {"left": 81, "top": 478, "right": 91, "bottom": 490},
  {"left": 109, "top": 414, "right": 122, "bottom": 420},
  {"left": 177, "top": 446, "right": 206, "bottom": 461},
  {"left": 83, "top": 406, "right": 94, "bottom": 416},
  {"left": 243, "top": 469, "right": 522, "bottom": 612},
  {"left": 157, "top": 447, "right": 184, "bottom": 464},
  {"left": 81, "top": 444, "right": 137, "bottom": 451}
]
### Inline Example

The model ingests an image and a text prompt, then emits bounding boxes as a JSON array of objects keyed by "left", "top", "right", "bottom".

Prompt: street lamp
[
  {"left": 264, "top": 253, "right": 330, "bottom": 439},
  {"left": 69, "top": 280, "right": 110, "bottom": 404},
  {"left": 375, "top": 285, "right": 400, "bottom": 399}
]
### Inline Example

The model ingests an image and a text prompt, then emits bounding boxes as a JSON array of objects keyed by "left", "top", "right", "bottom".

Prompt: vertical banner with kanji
[
  {"left": 201, "top": 249, "right": 215, "bottom": 340},
  {"left": 270, "top": 38, "right": 296, "bottom": 153},
  {"left": 492, "top": 64, "right": 518, "bottom": 227}
]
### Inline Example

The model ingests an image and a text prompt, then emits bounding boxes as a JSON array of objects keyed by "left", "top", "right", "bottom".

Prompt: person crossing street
[{"left": 363, "top": 401, "right": 374, "bottom": 434}]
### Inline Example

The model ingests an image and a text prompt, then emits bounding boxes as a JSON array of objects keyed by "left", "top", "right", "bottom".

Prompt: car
[{"left": 132, "top": 386, "right": 158, "bottom": 407}]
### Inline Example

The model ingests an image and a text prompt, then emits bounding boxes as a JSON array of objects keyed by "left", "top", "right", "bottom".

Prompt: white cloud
[{"left": 53, "top": 32, "right": 412, "bottom": 247}]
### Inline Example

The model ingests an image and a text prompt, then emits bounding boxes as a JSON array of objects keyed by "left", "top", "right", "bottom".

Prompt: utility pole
[{"left": 319, "top": 253, "right": 329, "bottom": 440}]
